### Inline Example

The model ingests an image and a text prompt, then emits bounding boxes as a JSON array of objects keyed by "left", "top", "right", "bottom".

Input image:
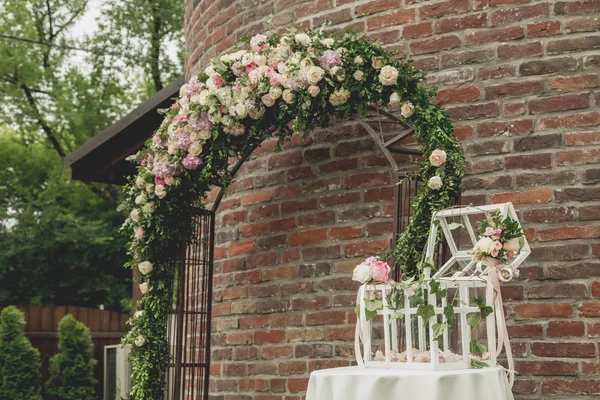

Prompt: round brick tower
[{"left": 184, "top": 1, "right": 600, "bottom": 399}]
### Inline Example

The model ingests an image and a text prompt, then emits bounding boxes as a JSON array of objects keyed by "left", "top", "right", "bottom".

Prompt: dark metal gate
[{"left": 167, "top": 208, "right": 215, "bottom": 400}]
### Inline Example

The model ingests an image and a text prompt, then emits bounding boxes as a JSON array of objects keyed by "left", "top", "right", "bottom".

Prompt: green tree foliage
[
  {"left": 0, "top": 306, "right": 43, "bottom": 400},
  {"left": 45, "top": 315, "right": 97, "bottom": 400},
  {"left": 0, "top": 0, "right": 183, "bottom": 312}
]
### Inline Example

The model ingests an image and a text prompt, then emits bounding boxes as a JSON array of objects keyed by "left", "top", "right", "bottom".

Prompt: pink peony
[
  {"left": 176, "top": 115, "right": 187, "bottom": 123},
  {"left": 370, "top": 260, "right": 391, "bottom": 282},
  {"left": 507, "top": 251, "right": 515, "bottom": 260},
  {"left": 185, "top": 76, "right": 204, "bottom": 97},
  {"left": 213, "top": 75, "right": 223, "bottom": 87},
  {"left": 188, "top": 114, "right": 212, "bottom": 132},
  {"left": 181, "top": 154, "right": 201, "bottom": 170},
  {"left": 246, "top": 63, "right": 255, "bottom": 73},
  {"left": 154, "top": 176, "right": 165, "bottom": 186},
  {"left": 318, "top": 50, "right": 342, "bottom": 70},
  {"left": 177, "top": 133, "right": 191, "bottom": 151},
  {"left": 152, "top": 134, "right": 163, "bottom": 147}
]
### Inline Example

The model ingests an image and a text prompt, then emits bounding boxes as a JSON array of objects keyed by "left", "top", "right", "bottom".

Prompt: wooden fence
[{"left": 2, "top": 305, "right": 129, "bottom": 397}]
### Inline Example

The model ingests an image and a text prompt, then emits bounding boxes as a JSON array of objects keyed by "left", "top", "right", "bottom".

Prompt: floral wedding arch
[{"left": 121, "top": 28, "right": 465, "bottom": 399}]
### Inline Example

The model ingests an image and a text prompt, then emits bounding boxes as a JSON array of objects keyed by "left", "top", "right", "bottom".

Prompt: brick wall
[{"left": 184, "top": 0, "right": 600, "bottom": 399}]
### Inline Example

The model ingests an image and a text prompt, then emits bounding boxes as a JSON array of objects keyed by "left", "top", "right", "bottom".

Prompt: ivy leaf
[
  {"left": 469, "top": 339, "right": 487, "bottom": 356},
  {"left": 432, "top": 322, "right": 445, "bottom": 341},
  {"left": 471, "top": 297, "right": 493, "bottom": 319},
  {"left": 389, "top": 311, "right": 404, "bottom": 324},
  {"left": 365, "top": 299, "right": 383, "bottom": 312},
  {"left": 409, "top": 294, "right": 424, "bottom": 306},
  {"left": 471, "top": 359, "right": 489, "bottom": 369},
  {"left": 416, "top": 304, "right": 435, "bottom": 322},
  {"left": 447, "top": 222, "right": 463, "bottom": 230},
  {"left": 443, "top": 306, "right": 455, "bottom": 326},
  {"left": 467, "top": 312, "right": 481, "bottom": 329}
]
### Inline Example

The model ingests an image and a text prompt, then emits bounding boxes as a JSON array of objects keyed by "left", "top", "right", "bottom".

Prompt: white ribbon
[{"left": 354, "top": 285, "right": 370, "bottom": 368}]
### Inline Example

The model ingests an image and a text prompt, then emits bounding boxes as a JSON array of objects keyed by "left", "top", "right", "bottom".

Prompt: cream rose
[
  {"left": 143, "top": 202, "right": 156, "bottom": 214},
  {"left": 282, "top": 89, "right": 295, "bottom": 104},
  {"left": 135, "top": 194, "right": 146, "bottom": 205},
  {"left": 134, "top": 336, "right": 146, "bottom": 347},
  {"left": 354, "top": 55, "right": 364, "bottom": 65},
  {"left": 234, "top": 103, "right": 248, "bottom": 118},
  {"left": 295, "top": 33, "right": 311, "bottom": 46},
  {"left": 429, "top": 149, "right": 447, "bottom": 167},
  {"left": 427, "top": 176, "right": 443, "bottom": 190},
  {"left": 188, "top": 142, "right": 203, "bottom": 156},
  {"left": 321, "top": 38, "right": 334, "bottom": 47},
  {"left": 155, "top": 184, "right": 166, "bottom": 199},
  {"left": 372, "top": 57, "right": 384, "bottom": 69},
  {"left": 135, "top": 176, "right": 145, "bottom": 188},
  {"left": 353, "top": 70, "right": 364, "bottom": 81},
  {"left": 306, "top": 66, "right": 325, "bottom": 85},
  {"left": 130, "top": 209, "right": 140, "bottom": 222},
  {"left": 389, "top": 92, "right": 401, "bottom": 106},
  {"left": 308, "top": 85, "right": 320, "bottom": 97},
  {"left": 164, "top": 176, "right": 174, "bottom": 186},
  {"left": 145, "top": 183, "right": 154, "bottom": 193},
  {"left": 254, "top": 54, "right": 267, "bottom": 66},
  {"left": 329, "top": 88, "right": 351, "bottom": 106},
  {"left": 139, "top": 282, "right": 149, "bottom": 294},
  {"left": 401, "top": 102, "right": 415, "bottom": 118},
  {"left": 379, "top": 65, "right": 399, "bottom": 86},
  {"left": 261, "top": 94, "right": 275, "bottom": 107},
  {"left": 269, "top": 86, "right": 282, "bottom": 99},
  {"left": 138, "top": 261, "right": 153, "bottom": 275}
]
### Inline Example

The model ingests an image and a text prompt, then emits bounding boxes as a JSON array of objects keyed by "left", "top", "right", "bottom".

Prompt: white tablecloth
[{"left": 306, "top": 366, "right": 514, "bottom": 400}]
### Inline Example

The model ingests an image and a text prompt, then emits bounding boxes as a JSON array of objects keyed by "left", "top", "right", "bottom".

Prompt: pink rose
[
  {"left": 490, "top": 248, "right": 499, "bottom": 257},
  {"left": 246, "top": 63, "right": 254, "bottom": 73},
  {"left": 493, "top": 241, "right": 503, "bottom": 251},
  {"left": 485, "top": 227, "right": 495, "bottom": 236},
  {"left": 496, "top": 228, "right": 503, "bottom": 234},
  {"left": 154, "top": 176, "right": 165, "bottom": 186},
  {"left": 370, "top": 260, "right": 391, "bottom": 282},
  {"left": 491, "top": 234, "right": 500, "bottom": 240},
  {"left": 134, "top": 226, "right": 144, "bottom": 239},
  {"left": 507, "top": 251, "right": 515, "bottom": 260},
  {"left": 130, "top": 209, "right": 140, "bottom": 222},
  {"left": 429, "top": 149, "right": 447, "bottom": 167}
]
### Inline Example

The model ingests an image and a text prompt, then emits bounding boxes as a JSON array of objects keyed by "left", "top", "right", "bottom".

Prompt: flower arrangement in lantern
[{"left": 353, "top": 203, "right": 529, "bottom": 383}]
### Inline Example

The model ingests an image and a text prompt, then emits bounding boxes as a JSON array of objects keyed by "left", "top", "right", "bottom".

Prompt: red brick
[
  {"left": 491, "top": 3, "right": 549, "bottom": 25},
  {"left": 223, "top": 363, "right": 246, "bottom": 376},
  {"left": 566, "top": 16, "right": 600, "bottom": 32},
  {"left": 512, "top": 303, "right": 574, "bottom": 319},
  {"left": 447, "top": 102, "right": 500, "bottom": 120},
  {"left": 550, "top": 74, "right": 600, "bottom": 91},
  {"left": 288, "top": 378, "right": 310, "bottom": 393},
  {"left": 279, "top": 360, "right": 307, "bottom": 376},
  {"left": 222, "top": 210, "right": 248, "bottom": 226},
  {"left": 254, "top": 330, "right": 285, "bottom": 345},
  {"left": 248, "top": 204, "right": 279, "bottom": 221},
  {"left": 557, "top": 148, "right": 600, "bottom": 166},
  {"left": 507, "top": 324, "right": 543, "bottom": 338},
  {"left": 527, "top": 20, "right": 562, "bottom": 36},
  {"left": 437, "top": 86, "right": 481, "bottom": 105},
  {"left": 281, "top": 199, "right": 317, "bottom": 214},
  {"left": 420, "top": 0, "right": 470, "bottom": 19},
  {"left": 355, "top": 0, "right": 398, "bottom": 16},
  {"left": 491, "top": 189, "right": 551, "bottom": 205},
  {"left": 520, "top": 57, "right": 580, "bottom": 76},
  {"left": 547, "top": 36, "right": 600, "bottom": 55},
  {"left": 466, "top": 26, "right": 524, "bottom": 44},
  {"left": 270, "top": 217, "right": 296, "bottom": 233},
  {"left": 319, "top": 159, "right": 358, "bottom": 173},
  {"left": 263, "top": 266, "right": 296, "bottom": 281},
  {"left": 515, "top": 360, "right": 579, "bottom": 376},
  {"left": 295, "top": 0, "right": 332, "bottom": 18},
  {"left": 229, "top": 240, "right": 255, "bottom": 256},
  {"left": 287, "top": 166, "right": 314, "bottom": 181},
  {"left": 539, "top": 226, "right": 600, "bottom": 241},
  {"left": 498, "top": 42, "right": 543, "bottom": 60},
  {"left": 290, "top": 228, "right": 328, "bottom": 246},
  {"left": 239, "top": 378, "right": 269, "bottom": 391},
  {"left": 554, "top": 0, "right": 600, "bottom": 15},
  {"left": 436, "top": 13, "right": 487, "bottom": 33},
  {"left": 477, "top": 119, "right": 533, "bottom": 137},
  {"left": 590, "top": 322, "right": 600, "bottom": 337},
  {"left": 565, "top": 131, "right": 600, "bottom": 146},
  {"left": 532, "top": 342, "right": 596, "bottom": 358},
  {"left": 240, "top": 222, "right": 268, "bottom": 237},
  {"left": 301, "top": 176, "right": 341, "bottom": 195},
  {"left": 478, "top": 64, "right": 516, "bottom": 80},
  {"left": 344, "top": 172, "right": 390, "bottom": 189},
  {"left": 326, "top": 326, "right": 356, "bottom": 341},
  {"left": 366, "top": 9, "right": 415, "bottom": 30},
  {"left": 292, "top": 296, "right": 330, "bottom": 311},
  {"left": 241, "top": 190, "right": 272, "bottom": 205},
  {"left": 485, "top": 80, "right": 545, "bottom": 100},
  {"left": 329, "top": 226, "right": 363, "bottom": 241},
  {"left": 505, "top": 153, "right": 552, "bottom": 170},
  {"left": 547, "top": 321, "right": 586, "bottom": 337},
  {"left": 441, "top": 49, "right": 494, "bottom": 68},
  {"left": 402, "top": 22, "right": 432, "bottom": 38},
  {"left": 306, "top": 311, "right": 346, "bottom": 326},
  {"left": 344, "top": 240, "right": 389, "bottom": 257},
  {"left": 410, "top": 35, "right": 462, "bottom": 55},
  {"left": 542, "top": 379, "right": 600, "bottom": 395},
  {"left": 580, "top": 301, "right": 600, "bottom": 317},
  {"left": 239, "top": 315, "right": 269, "bottom": 329},
  {"left": 227, "top": 331, "right": 253, "bottom": 345},
  {"left": 297, "top": 211, "right": 336, "bottom": 227},
  {"left": 523, "top": 207, "right": 575, "bottom": 223}
]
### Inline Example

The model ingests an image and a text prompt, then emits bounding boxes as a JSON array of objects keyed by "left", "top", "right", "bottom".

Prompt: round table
[{"left": 306, "top": 366, "right": 513, "bottom": 400}]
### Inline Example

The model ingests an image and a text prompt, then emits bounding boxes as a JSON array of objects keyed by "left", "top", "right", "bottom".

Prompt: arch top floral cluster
[{"left": 122, "top": 27, "right": 464, "bottom": 399}]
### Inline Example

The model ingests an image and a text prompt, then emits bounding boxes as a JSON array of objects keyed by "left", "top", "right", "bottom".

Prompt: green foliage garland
[
  {"left": 0, "top": 306, "right": 43, "bottom": 400},
  {"left": 121, "top": 28, "right": 465, "bottom": 399}
]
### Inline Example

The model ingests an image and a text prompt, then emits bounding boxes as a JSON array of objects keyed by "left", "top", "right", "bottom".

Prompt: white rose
[
  {"left": 179, "top": 84, "right": 187, "bottom": 98},
  {"left": 353, "top": 70, "right": 364, "bottom": 81},
  {"left": 282, "top": 89, "right": 295, "bottom": 104},
  {"left": 427, "top": 176, "right": 443, "bottom": 190},
  {"left": 179, "top": 95, "right": 189, "bottom": 106},
  {"left": 145, "top": 183, "right": 154, "bottom": 193},
  {"left": 143, "top": 202, "right": 156, "bottom": 214},
  {"left": 130, "top": 209, "right": 140, "bottom": 222},
  {"left": 352, "top": 262, "right": 371, "bottom": 284},
  {"left": 379, "top": 65, "right": 399, "bottom": 86},
  {"left": 254, "top": 54, "right": 267, "bottom": 66},
  {"left": 248, "top": 69, "right": 261, "bottom": 83},
  {"left": 306, "top": 66, "right": 325, "bottom": 85},
  {"left": 321, "top": 38, "right": 334, "bottom": 47},
  {"left": 234, "top": 103, "right": 247, "bottom": 118},
  {"left": 198, "top": 130, "right": 211, "bottom": 140},
  {"left": 155, "top": 184, "right": 166, "bottom": 199},
  {"left": 475, "top": 237, "right": 494, "bottom": 254},
  {"left": 269, "top": 86, "right": 282, "bottom": 99},
  {"left": 138, "top": 261, "right": 153, "bottom": 275},
  {"left": 134, "top": 310, "right": 143, "bottom": 319},
  {"left": 190, "top": 94, "right": 201, "bottom": 104},
  {"left": 167, "top": 143, "right": 179, "bottom": 155},
  {"left": 134, "top": 336, "right": 146, "bottom": 347},
  {"left": 295, "top": 33, "right": 311, "bottom": 46},
  {"left": 355, "top": 55, "right": 364, "bottom": 65},
  {"left": 261, "top": 94, "right": 275, "bottom": 107},
  {"left": 401, "top": 102, "right": 415, "bottom": 118},
  {"left": 389, "top": 92, "right": 401, "bottom": 106},
  {"left": 204, "top": 65, "right": 216, "bottom": 76},
  {"left": 241, "top": 53, "right": 254, "bottom": 66},
  {"left": 139, "top": 282, "right": 149, "bottom": 294},
  {"left": 308, "top": 85, "right": 320, "bottom": 97},
  {"left": 198, "top": 90, "right": 210, "bottom": 106},
  {"left": 135, "top": 194, "right": 146, "bottom": 205},
  {"left": 188, "top": 142, "right": 203, "bottom": 156},
  {"left": 135, "top": 176, "right": 145, "bottom": 188}
]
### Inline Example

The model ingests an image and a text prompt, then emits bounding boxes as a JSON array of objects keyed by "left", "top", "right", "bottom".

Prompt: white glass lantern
[{"left": 354, "top": 203, "right": 529, "bottom": 379}]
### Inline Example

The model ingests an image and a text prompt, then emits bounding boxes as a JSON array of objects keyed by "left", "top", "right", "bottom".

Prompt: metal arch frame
[{"left": 210, "top": 105, "right": 421, "bottom": 212}]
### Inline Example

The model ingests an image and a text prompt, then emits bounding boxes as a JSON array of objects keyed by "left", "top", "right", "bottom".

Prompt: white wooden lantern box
[{"left": 354, "top": 203, "right": 530, "bottom": 371}]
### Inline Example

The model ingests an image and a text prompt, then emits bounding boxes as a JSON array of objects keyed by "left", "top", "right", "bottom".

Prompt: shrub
[
  {"left": 45, "top": 315, "right": 97, "bottom": 400},
  {"left": 0, "top": 306, "right": 43, "bottom": 400}
]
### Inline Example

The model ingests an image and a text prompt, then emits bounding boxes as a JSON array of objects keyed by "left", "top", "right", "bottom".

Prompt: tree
[
  {"left": 45, "top": 315, "right": 97, "bottom": 400},
  {"left": 0, "top": 1, "right": 183, "bottom": 312},
  {"left": 0, "top": 306, "right": 43, "bottom": 400}
]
